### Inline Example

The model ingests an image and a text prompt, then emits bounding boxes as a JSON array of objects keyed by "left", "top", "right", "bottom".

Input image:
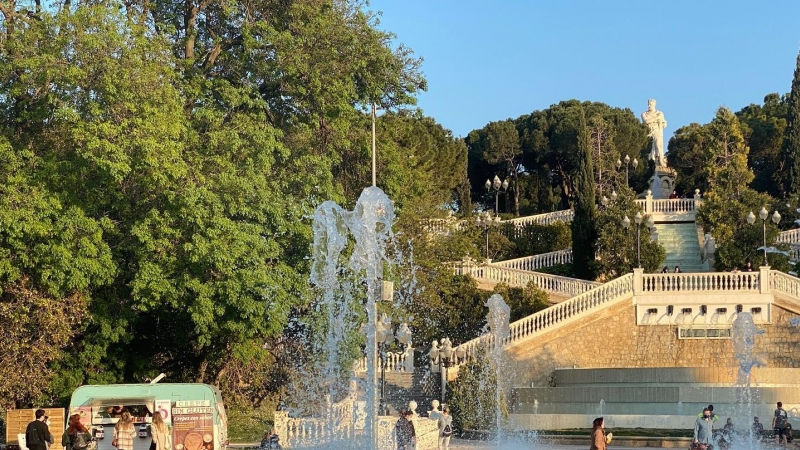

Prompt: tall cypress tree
[
  {"left": 781, "top": 49, "right": 800, "bottom": 197},
  {"left": 572, "top": 106, "right": 598, "bottom": 280}
]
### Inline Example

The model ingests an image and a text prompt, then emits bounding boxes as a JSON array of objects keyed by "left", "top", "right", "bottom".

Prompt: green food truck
[{"left": 69, "top": 381, "right": 228, "bottom": 450}]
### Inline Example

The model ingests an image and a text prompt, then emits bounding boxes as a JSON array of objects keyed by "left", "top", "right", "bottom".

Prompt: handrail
[
  {"left": 640, "top": 272, "right": 760, "bottom": 293},
  {"left": 457, "top": 263, "right": 600, "bottom": 297},
  {"left": 457, "top": 273, "right": 634, "bottom": 357},
  {"left": 492, "top": 249, "right": 573, "bottom": 271},
  {"left": 770, "top": 270, "right": 800, "bottom": 301},
  {"left": 778, "top": 229, "right": 800, "bottom": 244}
]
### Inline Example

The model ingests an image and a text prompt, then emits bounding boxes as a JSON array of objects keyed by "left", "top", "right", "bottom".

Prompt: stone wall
[{"left": 507, "top": 299, "right": 800, "bottom": 388}]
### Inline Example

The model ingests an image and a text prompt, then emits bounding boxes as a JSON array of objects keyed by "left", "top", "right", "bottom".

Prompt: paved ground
[{"left": 449, "top": 439, "right": 666, "bottom": 449}]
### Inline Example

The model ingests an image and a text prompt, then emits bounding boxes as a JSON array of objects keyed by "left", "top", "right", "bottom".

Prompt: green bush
[
  {"left": 226, "top": 402, "right": 277, "bottom": 443},
  {"left": 448, "top": 347, "right": 508, "bottom": 432}
]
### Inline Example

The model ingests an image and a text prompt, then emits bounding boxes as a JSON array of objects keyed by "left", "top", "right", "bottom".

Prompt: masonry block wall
[{"left": 507, "top": 299, "right": 800, "bottom": 387}]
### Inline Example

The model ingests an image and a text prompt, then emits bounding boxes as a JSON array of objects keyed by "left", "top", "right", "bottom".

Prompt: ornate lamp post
[
  {"left": 746, "top": 207, "right": 781, "bottom": 266},
  {"left": 376, "top": 315, "right": 412, "bottom": 416},
  {"left": 601, "top": 190, "right": 618, "bottom": 208},
  {"left": 622, "top": 211, "right": 650, "bottom": 268},
  {"left": 476, "top": 212, "right": 502, "bottom": 260},
  {"left": 616, "top": 155, "right": 638, "bottom": 186},
  {"left": 428, "top": 338, "right": 466, "bottom": 403},
  {"left": 484, "top": 175, "right": 509, "bottom": 215}
]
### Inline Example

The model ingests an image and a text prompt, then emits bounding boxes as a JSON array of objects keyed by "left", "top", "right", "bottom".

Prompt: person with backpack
[
  {"left": 394, "top": 410, "right": 415, "bottom": 450},
  {"left": 437, "top": 406, "right": 453, "bottom": 450},
  {"left": 62, "top": 414, "right": 92, "bottom": 450},
  {"left": 25, "top": 409, "right": 53, "bottom": 450},
  {"left": 773, "top": 401, "right": 789, "bottom": 446}
]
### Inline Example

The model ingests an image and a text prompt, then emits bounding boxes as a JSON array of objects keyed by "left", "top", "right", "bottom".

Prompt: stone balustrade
[
  {"left": 456, "top": 273, "right": 634, "bottom": 359},
  {"left": 378, "top": 416, "right": 439, "bottom": 450},
  {"left": 491, "top": 249, "right": 572, "bottom": 271},
  {"left": 502, "top": 210, "right": 575, "bottom": 235},
  {"left": 770, "top": 270, "right": 800, "bottom": 301},
  {"left": 638, "top": 271, "right": 761, "bottom": 294},
  {"left": 275, "top": 406, "right": 439, "bottom": 449},
  {"left": 274, "top": 396, "right": 355, "bottom": 448},
  {"left": 354, "top": 347, "right": 415, "bottom": 373},
  {"left": 778, "top": 228, "right": 800, "bottom": 244},
  {"left": 456, "top": 263, "right": 599, "bottom": 297},
  {"left": 650, "top": 198, "right": 697, "bottom": 213}
]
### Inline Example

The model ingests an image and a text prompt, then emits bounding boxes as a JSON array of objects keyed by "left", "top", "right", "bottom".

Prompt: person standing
[
  {"left": 25, "top": 409, "right": 53, "bottom": 450},
  {"left": 394, "top": 410, "right": 416, "bottom": 450},
  {"left": 113, "top": 411, "right": 136, "bottom": 450},
  {"left": 437, "top": 406, "right": 453, "bottom": 450},
  {"left": 773, "top": 401, "right": 789, "bottom": 446},
  {"left": 752, "top": 416, "right": 764, "bottom": 440},
  {"left": 590, "top": 417, "right": 606, "bottom": 450},
  {"left": 150, "top": 412, "right": 169, "bottom": 450},
  {"left": 693, "top": 408, "right": 714, "bottom": 449},
  {"left": 62, "top": 414, "right": 91, "bottom": 450}
]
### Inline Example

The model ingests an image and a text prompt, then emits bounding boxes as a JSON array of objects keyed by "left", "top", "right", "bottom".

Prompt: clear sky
[{"left": 368, "top": 0, "right": 800, "bottom": 139}]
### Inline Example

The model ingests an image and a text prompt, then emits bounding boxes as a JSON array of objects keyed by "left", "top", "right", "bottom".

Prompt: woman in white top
[{"left": 151, "top": 413, "right": 169, "bottom": 450}]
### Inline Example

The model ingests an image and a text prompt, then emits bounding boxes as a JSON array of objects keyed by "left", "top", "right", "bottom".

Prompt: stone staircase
[
  {"left": 653, "top": 222, "right": 707, "bottom": 272},
  {"left": 380, "top": 368, "right": 440, "bottom": 415}
]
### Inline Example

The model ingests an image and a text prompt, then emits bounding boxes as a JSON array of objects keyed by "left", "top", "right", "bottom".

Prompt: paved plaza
[{"left": 449, "top": 439, "right": 667, "bottom": 449}]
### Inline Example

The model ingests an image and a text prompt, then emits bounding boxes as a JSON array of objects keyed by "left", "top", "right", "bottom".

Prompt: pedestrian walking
[
  {"left": 25, "top": 409, "right": 53, "bottom": 450},
  {"left": 773, "top": 401, "right": 789, "bottom": 446},
  {"left": 590, "top": 417, "right": 607, "bottom": 450},
  {"left": 693, "top": 407, "right": 714, "bottom": 449}
]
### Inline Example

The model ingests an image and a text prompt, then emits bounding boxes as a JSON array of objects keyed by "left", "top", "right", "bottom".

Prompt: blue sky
[{"left": 368, "top": 0, "right": 800, "bottom": 138}]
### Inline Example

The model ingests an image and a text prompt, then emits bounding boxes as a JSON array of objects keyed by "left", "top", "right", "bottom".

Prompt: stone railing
[
  {"left": 456, "top": 263, "right": 599, "bottom": 297},
  {"left": 491, "top": 249, "right": 572, "bottom": 271},
  {"left": 456, "top": 273, "right": 634, "bottom": 358},
  {"left": 276, "top": 406, "right": 439, "bottom": 450},
  {"left": 503, "top": 210, "right": 574, "bottom": 237},
  {"left": 354, "top": 348, "right": 415, "bottom": 373},
  {"left": 274, "top": 396, "right": 355, "bottom": 448},
  {"left": 377, "top": 416, "right": 439, "bottom": 450},
  {"left": 650, "top": 198, "right": 698, "bottom": 214},
  {"left": 778, "top": 229, "right": 800, "bottom": 244},
  {"left": 770, "top": 270, "right": 800, "bottom": 301},
  {"left": 638, "top": 272, "right": 761, "bottom": 293}
]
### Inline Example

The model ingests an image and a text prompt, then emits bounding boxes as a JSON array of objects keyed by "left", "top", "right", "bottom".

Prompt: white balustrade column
[
  {"left": 633, "top": 268, "right": 644, "bottom": 295},
  {"left": 645, "top": 191, "right": 653, "bottom": 213},
  {"left": 760, "top": 265, "right": 771, "bottom": 294}
]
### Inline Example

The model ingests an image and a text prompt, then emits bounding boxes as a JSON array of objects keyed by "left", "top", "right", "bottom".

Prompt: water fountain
[{"left": 305, "top": 186, "right": 398, "bottom": 449}]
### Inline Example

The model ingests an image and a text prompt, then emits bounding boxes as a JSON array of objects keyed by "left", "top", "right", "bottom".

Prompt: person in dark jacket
[
  {"left": 25, "top": 409, "right": 53, "bottom": 450},
  {"left": 394, "top": 410, "right": 416, "bottom": 450}
]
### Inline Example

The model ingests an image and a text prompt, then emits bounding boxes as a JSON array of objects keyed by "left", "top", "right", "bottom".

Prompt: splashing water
[
  {"left": 726, "top": 312, "right": 767, "bottom": 450},
  {"left": 303, "top": 186, "right": 401, "bottom": 449}
]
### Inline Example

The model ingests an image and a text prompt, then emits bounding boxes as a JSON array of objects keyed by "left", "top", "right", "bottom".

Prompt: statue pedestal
[{"left": 649, "top": 167, "right": 677, "bottom": 199}]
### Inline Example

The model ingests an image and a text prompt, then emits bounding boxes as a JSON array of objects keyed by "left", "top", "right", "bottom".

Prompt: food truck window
[{"left": 91, "top": 404, "right": 154, "bottom": 425}]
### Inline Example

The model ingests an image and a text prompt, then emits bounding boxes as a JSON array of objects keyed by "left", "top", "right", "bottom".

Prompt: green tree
[
  {"left": 447, "top": 348, "right": 509, "bottom": 432},
  {"left": 736, "top": 93, "right": 788, "bottom": 197},
  {"left": 483, "top": 120, "right": 523, "bottom": 216},
  {"left": 780, "top": 50, "right": 800, "bottom": 198},
  {"left": 595, "top": 187, "right": 665, "bottom": 279},
  {"left": 571, "top": 107, "right": 597, "bottom": 280}
]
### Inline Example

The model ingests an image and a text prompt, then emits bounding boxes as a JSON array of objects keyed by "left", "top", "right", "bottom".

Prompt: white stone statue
[
  {"left": 428, "top": 399, "right": 442, "bottom": 420},
  {"left": 641, "top": 99, "right": 668, "bottom": 168}
]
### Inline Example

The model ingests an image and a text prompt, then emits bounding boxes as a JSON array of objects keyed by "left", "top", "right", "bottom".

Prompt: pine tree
[
  {"left": 571, "top": 107, "right": 598, "bottom": 280},
  {"left": 781, "top": 49, "right": 800, "bottom": 197}
]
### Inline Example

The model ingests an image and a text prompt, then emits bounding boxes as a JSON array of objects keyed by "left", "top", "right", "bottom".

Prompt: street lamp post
[
  {"left": 616, "top": 155, "right": 639, "bottom": 186},
  {"left": 601, "top": 190, "right": 617, "bottom": 208},
  {"left": 746, "top": 207, "right": 781, "bottom": 266},
  {"left": 622, "top": 211, "right": 647, "bottom": 268},
  {"left": 476, "top": 212, "right": 502, "bottom": 260},
  {"left": 428, "top": 338, "right": 465, "bottom": 404},
  {"left": 485, "top": 175, "right": 509, "bottom": 215},
  {"left": 376, "top": 315, "right": 412, "bottom": 416}
]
